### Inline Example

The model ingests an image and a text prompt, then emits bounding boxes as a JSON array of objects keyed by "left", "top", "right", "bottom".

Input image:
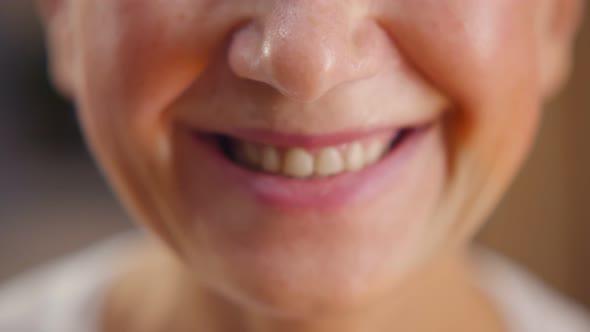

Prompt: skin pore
[{"left": 39, "top": 0, "right": 582, "bottom": 331}]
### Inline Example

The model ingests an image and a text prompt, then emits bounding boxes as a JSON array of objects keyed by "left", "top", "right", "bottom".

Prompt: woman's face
[{"left": 44, "top": 0, "right": 580, "bottom": 317}]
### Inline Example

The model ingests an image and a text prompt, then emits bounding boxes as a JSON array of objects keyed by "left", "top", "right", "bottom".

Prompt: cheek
[
  {"left": 75, "top": 0, "right": 224, "bottom": 132},
  {"left": 71, "top": 1, "right": 221, "bottom": 246},
  {"left": 389, "top": 0, "right": 541, "bottom": 105},
  {"left": 376, "top": 0, "right": 544, "bottom": 236},
  {"left": 74, "top": 0, "right": 223, "bottom": 185},
  {"left": 384, "top": 0, "right": 544, "bottom": 172}
]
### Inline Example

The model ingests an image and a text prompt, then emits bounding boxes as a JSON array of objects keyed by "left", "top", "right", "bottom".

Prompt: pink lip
[
  {"left": 187, "top": 124, "right": 433, "bottom": 211},
  {"left": 219, "top": 127, "right": 402, "bottom": 149}
]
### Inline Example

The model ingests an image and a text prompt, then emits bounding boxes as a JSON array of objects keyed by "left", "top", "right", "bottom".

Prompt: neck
[{"left": 103, "top": 241, "right": 506, "bottom": 332}]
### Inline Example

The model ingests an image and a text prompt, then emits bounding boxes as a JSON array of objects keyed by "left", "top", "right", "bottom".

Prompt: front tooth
[
  {"left": 261, "top": 146, "right": 281, "bottom": 172},
  {"left": 365, "top": 140, "right": 387, "bottom": 165},
  {"left": 315, "top": 147, "right": 344, "bottom": 176},
  {"left": 345, "top": 142, "right": 364, "bottom": 171},
  {"left": 283, "top": 148, "right": 314, "bottom": 178}
]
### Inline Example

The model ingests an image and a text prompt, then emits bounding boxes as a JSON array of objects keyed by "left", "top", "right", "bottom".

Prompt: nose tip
[{"left": 228, "top": 6, "right": 385, "bottom": 102}]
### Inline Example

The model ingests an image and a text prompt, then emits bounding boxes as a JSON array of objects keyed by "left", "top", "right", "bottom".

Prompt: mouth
[
  {"left": 213, "top": 129, "right": 412, "bottom": 179},
  {"left": 185, "top": 122, "right": 437, "bottom": 210}
]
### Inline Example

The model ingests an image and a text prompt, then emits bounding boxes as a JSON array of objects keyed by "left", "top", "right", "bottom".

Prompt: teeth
[
  {"left": 283, "top": 148, "right": 315, "bottom": 178},
  {"left": 345, "top": 142, "right": 364, "bottom": 171},
  {"left": 315, "top": 147, "right": 344, "bottom": 176},
  {"left": 365, "top": 140, "right": 387, "bottom": 165},
  {"left": 244, "top": 143, "right": 260, "bottom": 166},
  {"left": 261, "top": 146, "right": 281, "bottom": 173},
  {"left": 235, "top": 142, "right": 260, "bottom": 167},
  {"left": 230, "top": 135, "right": 398, "bottom": 179}
]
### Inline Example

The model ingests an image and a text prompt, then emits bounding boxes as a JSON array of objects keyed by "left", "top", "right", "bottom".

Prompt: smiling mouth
[
  {"left": 208, "top": 128, "right": 413, "bottom": 179},
  {"left": 183, "top": 122, "right": 436, "bottom": 209}
]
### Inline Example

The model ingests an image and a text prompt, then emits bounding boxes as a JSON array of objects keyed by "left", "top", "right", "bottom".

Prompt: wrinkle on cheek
[
  {"left": 76, "top": 1, "right": 226, "bottom": 229},
  {"left": 377, "top": 0, "right": 544, "bottom": 233},
  {"left": 79, "top": 0, "right": 224, "bottom": 162}
]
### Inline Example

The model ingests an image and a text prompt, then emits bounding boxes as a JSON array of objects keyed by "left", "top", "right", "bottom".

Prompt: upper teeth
[{"left": 232, "top": 136, "right": 394, "bottom": 179}]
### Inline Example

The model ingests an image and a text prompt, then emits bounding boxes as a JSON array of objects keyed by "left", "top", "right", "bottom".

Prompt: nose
[{"left": 228, "top": 1, "right": 388, "bottom": 102}]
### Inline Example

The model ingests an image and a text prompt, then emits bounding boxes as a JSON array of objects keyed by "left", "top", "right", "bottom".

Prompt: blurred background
[{"left": 1, "top": 0, "right": 589, "bottom": 308}]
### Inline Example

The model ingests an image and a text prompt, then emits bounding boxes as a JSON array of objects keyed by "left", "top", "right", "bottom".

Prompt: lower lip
[{"left": 188, "top": 125, "right": 433, "bottom": 211}]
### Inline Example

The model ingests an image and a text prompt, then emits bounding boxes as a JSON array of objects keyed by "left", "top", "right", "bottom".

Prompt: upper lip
[{"left": 204, "top": 126, "right": 409, "bottom": 149}]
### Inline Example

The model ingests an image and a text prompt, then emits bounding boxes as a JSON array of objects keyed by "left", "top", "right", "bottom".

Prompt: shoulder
[
  {"left": 473, "top": 247, "right": 590, "bottom": 332},
  {"left": 0, "top": 233, "right": 139, "bottom": 332}
]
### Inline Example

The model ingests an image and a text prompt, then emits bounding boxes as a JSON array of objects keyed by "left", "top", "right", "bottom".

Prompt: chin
[{"left": 184, "top": 222, "right": 425, "bottom": 319}]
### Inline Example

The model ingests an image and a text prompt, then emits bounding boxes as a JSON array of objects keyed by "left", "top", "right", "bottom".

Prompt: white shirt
[{"left": 1, "top": 235, "right": 589, "bottom": 332}]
